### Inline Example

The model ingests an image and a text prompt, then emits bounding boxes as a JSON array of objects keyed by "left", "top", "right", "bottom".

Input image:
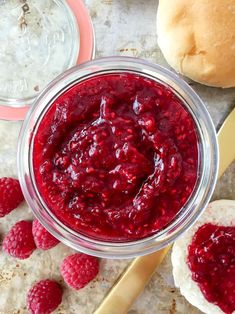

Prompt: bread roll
[
  {"left": 172, "top": 200, "right": 235, "bottom": 314},
  {"left": 157, "top": 0, "right": 235, "bottom": 88}
]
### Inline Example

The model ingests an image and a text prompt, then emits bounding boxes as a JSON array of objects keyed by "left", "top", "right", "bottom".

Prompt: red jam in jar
[
  {"left": 188, "top": 223, "right": 235, "bottom": 314},
  {"left": 33, "top": 73, "right": 198, "bottom": 241}
]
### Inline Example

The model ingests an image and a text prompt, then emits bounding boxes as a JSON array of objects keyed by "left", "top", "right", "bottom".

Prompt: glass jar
[{"left": 17, "top": 57, "right": 219, "bottom": 258}]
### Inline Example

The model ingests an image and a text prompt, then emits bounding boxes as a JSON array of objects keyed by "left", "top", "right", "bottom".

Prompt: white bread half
[
  {"left": 157, "top": 0, "right": 235, "bottom": 88},
  {"left": 172, "top": 200, "right": 235, "bottom": 314}
]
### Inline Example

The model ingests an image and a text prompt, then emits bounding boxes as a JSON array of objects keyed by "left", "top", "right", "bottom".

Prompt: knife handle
[
  {"left": 94, "top": 247, "right": 169, "bottom": 314},
  {"left": 217, "top": 108, "right": 235, "bottom": 178}
]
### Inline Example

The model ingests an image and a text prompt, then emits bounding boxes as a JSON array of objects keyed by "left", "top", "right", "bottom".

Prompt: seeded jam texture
[
  {"left": 188, "top": 224, "right": 235, "bottom": 314},
  {"left": 33, "top": 73, "right": 198, "bottom": 241}
]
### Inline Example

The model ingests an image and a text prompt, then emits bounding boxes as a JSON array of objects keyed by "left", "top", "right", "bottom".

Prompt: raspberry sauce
[
  {"left": 188, "top": 223, "right": 235, "bottom": 314},
  {"left": 33, "top": 73, "right": 198, "bottom": 241}
]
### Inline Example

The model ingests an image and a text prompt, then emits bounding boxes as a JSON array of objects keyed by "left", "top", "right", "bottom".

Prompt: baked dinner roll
[
  {"left": 157, "top": 0, "right": 235, "bottom": 88},
  {"left": 172, "top": 200, "right": 235, "bottom": 314}
]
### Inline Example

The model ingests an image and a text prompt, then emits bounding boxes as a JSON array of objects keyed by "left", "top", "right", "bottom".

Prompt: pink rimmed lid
[{"left": 0, "top": 0, "right": 94, "bottom": 121}]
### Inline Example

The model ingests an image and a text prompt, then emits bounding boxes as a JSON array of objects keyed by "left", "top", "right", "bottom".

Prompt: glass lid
[{"left": 0, "top": 0, "right": 80, "bottom": 108}]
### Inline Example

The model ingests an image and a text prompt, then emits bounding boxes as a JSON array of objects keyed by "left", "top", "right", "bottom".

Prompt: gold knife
[{"left": 94, "top": 107, "right": 235, "bottom": 314}]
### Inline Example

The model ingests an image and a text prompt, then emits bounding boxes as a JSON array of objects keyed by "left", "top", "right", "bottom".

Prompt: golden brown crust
[{"left": 157, "top": 0, "right": 235, "bottom": 88}]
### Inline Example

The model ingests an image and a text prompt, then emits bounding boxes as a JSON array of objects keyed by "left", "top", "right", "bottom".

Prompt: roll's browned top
[{"left": 157, "top": 0, "right": 235, "bottom": 88}]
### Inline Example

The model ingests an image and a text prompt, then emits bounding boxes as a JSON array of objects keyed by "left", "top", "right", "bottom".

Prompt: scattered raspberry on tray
[
  {"left": 60, "top": 253, "right": 99, "bottom": 290},
  {"left": 0, "top": 177, "right": 24, "bottom": 218},
  {"left": 27, "top": 279, "right": 63, "bottom": 314},
  {"left": 32, "top": 219, "right": 60, "bottom": 250},
  {"left": 2, "top": 220, "right": 36, "bottom": 259}
]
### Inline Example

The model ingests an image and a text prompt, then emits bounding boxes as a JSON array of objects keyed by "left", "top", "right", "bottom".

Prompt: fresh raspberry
[
  {"left": 32, "top": 219, "right": 60, "bottom": 250},
  {"left": 0, "top": 177, "right": 24, "bottom": 217},
  {"left": 27, "top": 279, "right": 62, "bottom": 314},
  {"left": 2, "top": 220, "right": 36, "bottom": 259},
  {"left": 60, "top": 253, "right": 99, "bottom": 290}
]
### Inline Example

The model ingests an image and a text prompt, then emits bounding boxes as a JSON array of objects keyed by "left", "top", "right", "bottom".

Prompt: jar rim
[{"left": 17, "top": 56, "right": 219, "bottom": 258}]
